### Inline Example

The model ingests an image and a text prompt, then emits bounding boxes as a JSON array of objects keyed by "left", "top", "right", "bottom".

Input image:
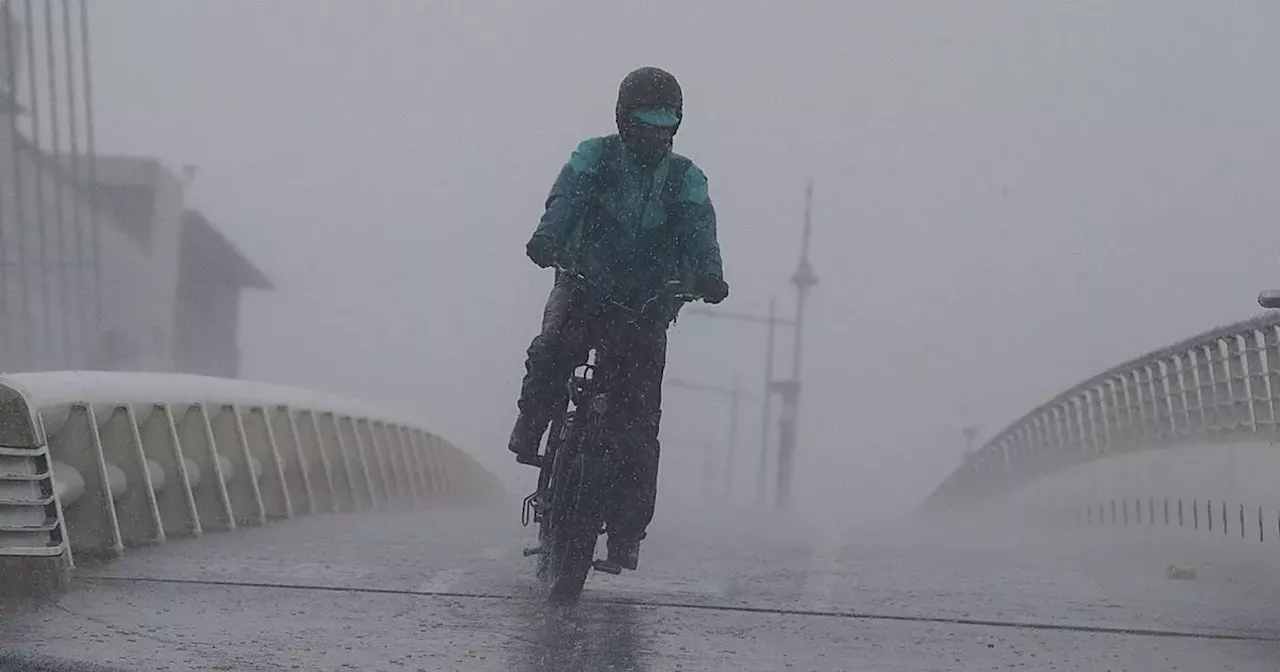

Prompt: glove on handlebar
[
  {"left": 695, "top": 275, "right": 729, "bottom": 304},
  {"left": 526, "top": 235, "right": 557, "bottom": 269}
]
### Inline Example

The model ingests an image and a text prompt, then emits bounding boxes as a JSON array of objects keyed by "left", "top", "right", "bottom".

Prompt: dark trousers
[{"left": 516, "top": 274, "right": 667, "bottom": 542}]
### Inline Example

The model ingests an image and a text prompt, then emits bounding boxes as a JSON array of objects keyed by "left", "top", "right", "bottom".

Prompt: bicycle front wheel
[{"left": 540, "top": 446, "right": 605, "bottom": 603}]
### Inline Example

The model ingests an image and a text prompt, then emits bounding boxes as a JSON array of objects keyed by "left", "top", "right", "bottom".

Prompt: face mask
[{"left": 619, "top": 118, "right": 677, "bottom": 166}]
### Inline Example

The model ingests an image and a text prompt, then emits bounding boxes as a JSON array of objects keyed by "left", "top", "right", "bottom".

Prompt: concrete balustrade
[{"left": 0, "top": 371, "right": 504, "bottom": 593}]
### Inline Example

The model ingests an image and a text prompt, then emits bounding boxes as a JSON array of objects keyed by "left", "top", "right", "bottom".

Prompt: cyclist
[{"left": 508, "top": 66, "right": 729, "bottom": 570}]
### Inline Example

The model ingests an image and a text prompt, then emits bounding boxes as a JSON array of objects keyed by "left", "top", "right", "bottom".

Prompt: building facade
[
  {"left": 174, "top": 210, "right": 272, "bottom": 378},
  {"left": 0, "top": 4, "right": 270, "bottom": 377}
]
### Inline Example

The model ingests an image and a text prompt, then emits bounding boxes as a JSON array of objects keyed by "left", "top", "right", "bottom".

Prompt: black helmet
[
  {"left": 616, "top": 67, "right": 683, "bottom": 165},
  {"left": 616, "top": 67, "right": 683, "bottom": 131}
]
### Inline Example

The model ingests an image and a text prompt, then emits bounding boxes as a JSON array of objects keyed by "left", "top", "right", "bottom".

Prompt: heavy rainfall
[{"left": 0, "top": 1, "right": 1278, "bottom": 670}]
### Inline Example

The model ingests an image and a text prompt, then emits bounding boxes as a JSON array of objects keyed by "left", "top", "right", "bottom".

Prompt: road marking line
[{"left": 84, "top": 575, "right": 1280, "bottom": 644}]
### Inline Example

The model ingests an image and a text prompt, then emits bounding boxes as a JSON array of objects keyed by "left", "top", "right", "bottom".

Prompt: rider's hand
[
  {"left": 526, "top": 234, "right": 557, "bottom": 269},
  {"left": 696, "top": 275, "right": 729, "bottom": 304}
]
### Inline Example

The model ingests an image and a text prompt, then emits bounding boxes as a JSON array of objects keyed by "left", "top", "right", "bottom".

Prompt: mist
[{"left": 87, "top": 0, "right": 1280, "bottom": 523}]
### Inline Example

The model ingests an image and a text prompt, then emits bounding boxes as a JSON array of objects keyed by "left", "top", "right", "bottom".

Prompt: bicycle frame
[{"left": 525, "top": 306, "right": 633, "bottom": 529}]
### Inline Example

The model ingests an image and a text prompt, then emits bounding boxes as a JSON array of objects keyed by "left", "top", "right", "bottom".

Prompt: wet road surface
[{"left": 1, "top": 507, "right": 1278, "bottom": 670}]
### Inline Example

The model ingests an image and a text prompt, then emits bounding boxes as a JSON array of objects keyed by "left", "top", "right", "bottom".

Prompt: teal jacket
[{"left": 529, "top": 135, "right": 724, "bottom": 299}]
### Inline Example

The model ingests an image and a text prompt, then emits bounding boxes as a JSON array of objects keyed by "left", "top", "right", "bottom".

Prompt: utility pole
[{"left": 774, "top": 180, "right": 818, "bottom": 509}]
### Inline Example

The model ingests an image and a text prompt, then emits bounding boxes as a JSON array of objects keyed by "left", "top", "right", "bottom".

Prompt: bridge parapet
[
  {"left": 0, "top": 371, "right": 503, "bottom": 592},
  {"left": 928, "top": 312, "right": 1280, "bottom": 513}
]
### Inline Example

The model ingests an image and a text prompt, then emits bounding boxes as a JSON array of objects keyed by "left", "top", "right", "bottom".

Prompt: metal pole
[
  {"left": 42, "top": 0, "right": 68, "bottom": 366},
  {"left": 24, "top": 0, "right": 49, "bottom": 370},
  {"left": 776, "top": 396, "right": 795, "bottom": 507},
  {"left": 724, "top": 375, "right": 740, "bottom": 502},
  {"left": 59, "top": 0, "right": 85, "bottom": 365},
  {"left": 792, "top": 181, "right": 813, "bottom": 389},
  {"left": 77, "top": 0, "right": 96, "bottom": 348},
  {"left": 756, "top": 298, "right": 776, "bottom": 506},
  {"left": 0, "top": 3, "right": 6, "bottom": 368},
  {"left": 2, "top": 1, "right": 23, "bottom": 366},
  {"left": 776, "top": 181, "right": 817, "bottom": 509}
]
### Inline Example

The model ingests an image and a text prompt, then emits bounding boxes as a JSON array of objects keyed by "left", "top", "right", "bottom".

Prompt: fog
[{"left": 89, "top": 1, "right": 1280, "bottom": 520}]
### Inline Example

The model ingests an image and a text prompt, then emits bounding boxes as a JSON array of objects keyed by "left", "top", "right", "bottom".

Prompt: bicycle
[{"left": 520, "top": 265, "right": 704, "bottom": 603}]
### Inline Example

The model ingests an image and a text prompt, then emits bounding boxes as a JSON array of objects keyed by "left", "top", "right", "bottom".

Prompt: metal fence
[
  {"left": 1037, "top": 496, "right": 1280, "bottom": 546},
  {"left": 0, "top": 0, "right": 102, "bottom": 372},
  {"left": 927, "top": 311, "right": 1280, "bottom": 512}
]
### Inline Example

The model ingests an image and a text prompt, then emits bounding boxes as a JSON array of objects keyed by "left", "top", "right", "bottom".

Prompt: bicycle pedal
[
  {"left": 592, "top": 559, "right": 623, "bottom": 575},
  {"left": 522, "top": 546, "right": 543, "bottom": 557}
]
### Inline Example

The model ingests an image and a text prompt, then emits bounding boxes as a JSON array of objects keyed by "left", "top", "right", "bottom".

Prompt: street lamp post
[{"left": 775, "top": 180, "right": 819, "bottom": 509}]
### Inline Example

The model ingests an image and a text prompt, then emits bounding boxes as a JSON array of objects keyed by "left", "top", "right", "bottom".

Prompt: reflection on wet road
[
  {"left": 515, "top": 601, "right": 647, "bottom": 672},
  {"left": 2, "top": 509, "right": 1279, "bottom": 670}
]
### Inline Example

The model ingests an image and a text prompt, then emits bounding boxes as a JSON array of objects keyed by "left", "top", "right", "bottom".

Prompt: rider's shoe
[
  {"left": 507, "top": 413, "right": 543, "bottom": 464},
  {"left": 606, "top": 536, "right": 641, "bottom": 571}
]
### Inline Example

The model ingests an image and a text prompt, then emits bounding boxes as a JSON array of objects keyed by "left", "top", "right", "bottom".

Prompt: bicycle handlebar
[{"left": 551, "top": 262, "right": 707, "bottom": 310}]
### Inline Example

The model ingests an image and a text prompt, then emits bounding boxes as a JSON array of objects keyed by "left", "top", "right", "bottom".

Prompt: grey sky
[{"left": 90, "top": 1, "right": 1280, "bottom": 515}]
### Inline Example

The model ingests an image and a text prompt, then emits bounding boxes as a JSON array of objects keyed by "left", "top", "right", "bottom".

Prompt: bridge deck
[{"left": 1, "top": 510, "right": 1277, "bottom": 670}]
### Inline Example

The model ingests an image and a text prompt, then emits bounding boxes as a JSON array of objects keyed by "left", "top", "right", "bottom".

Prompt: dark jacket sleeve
[
  {"left": 528, "top": 138, "right": 605, "bottom": 252},
  {"left": 677, "top": 161, "right": 725, "bottom": 279}
]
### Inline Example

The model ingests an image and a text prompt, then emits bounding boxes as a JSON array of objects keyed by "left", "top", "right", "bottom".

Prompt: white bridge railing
[
  {"left": 926, "top": 312, "right": 1280, "bottom": 513},
  {"left": 0, "top": 371, "right": 503, "bottom": 587}
]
